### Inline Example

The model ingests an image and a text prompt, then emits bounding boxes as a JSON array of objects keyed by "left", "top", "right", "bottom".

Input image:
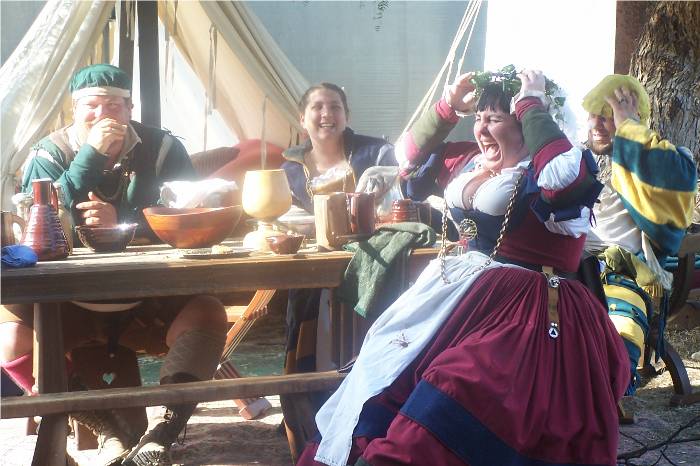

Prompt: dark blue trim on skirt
[
  {"left": 400, "top": 380, "right": 607, "bottom": 466},
  {"left": 353, "top": 400, "right": 396, "bottom": 439}
]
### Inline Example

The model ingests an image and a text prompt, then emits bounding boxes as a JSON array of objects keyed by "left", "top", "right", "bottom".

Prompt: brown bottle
[{"left": 20, "top": 179, "right": 70, "bottom": 261}]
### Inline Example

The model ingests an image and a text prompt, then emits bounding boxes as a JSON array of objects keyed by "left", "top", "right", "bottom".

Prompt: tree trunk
[{"left": 630, "top": 2, "right": 700, "bottom": 164}]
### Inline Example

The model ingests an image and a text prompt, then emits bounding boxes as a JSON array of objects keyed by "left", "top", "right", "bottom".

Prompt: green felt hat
[
  {"left": 582, "top": 74, "right": 650, "bottom": 125},
  {"left": 70, "top": 64, "right": 132, "bottom": 99}
]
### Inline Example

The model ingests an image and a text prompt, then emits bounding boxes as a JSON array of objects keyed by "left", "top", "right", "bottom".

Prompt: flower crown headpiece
[{"left": 471, "top": 64, "right": 567, "bottom": 122}]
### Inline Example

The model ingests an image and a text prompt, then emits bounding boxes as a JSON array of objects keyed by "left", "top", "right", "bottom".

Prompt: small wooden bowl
[
  {"left": 142, "top": 205, "right": 242, "bottom": 248},
  {"left": 266, "top": 233, "right": 305, "bottom": 255},
  {"left": 76, "top": 223, "right": 138, "bottom": 252}
]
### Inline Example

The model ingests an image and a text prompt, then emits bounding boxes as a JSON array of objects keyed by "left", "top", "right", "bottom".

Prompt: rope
[
  {"left": 261, "top": 95, "right": 268, "bottom": 170},
  {"left": 163, "top": 1, "right": 179, "bottom": 103},
  {"left": 454, "top": 0, "right": 482, "bottom": 82},
  {"left": 124, "top": 0, "right": 135, "bottom": 41},
  {"left": 204, "top": 23, "right": 218, "bottom": 151},
  {"left": 398, "top": 0, "right": 483, "bottom": 139}
]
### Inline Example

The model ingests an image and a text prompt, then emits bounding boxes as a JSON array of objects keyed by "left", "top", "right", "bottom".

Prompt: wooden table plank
[
  {"left": 2, "top": 247, "right": 346, "bottom": 303},
  {"left": 1, "top": 245, "right": 439, "bottom": 304}
]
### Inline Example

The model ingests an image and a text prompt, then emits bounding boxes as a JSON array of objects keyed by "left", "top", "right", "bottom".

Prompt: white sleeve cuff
[
  {"left": 544, "top": 207, "right": 590, "bottom": 238},
  {"left": 537, "top": 146, "right": 583, "bottom": 191}
]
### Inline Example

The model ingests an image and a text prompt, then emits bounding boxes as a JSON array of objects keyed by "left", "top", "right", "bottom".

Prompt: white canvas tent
[
  {"left": 0, "top": 0, "right": 310, "bottom": 210},
  {"left": 1, "top": 0, "right": 617, "bottom": 212}
]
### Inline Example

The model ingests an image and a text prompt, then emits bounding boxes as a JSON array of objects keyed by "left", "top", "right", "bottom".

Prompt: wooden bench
[
  {"left": 4, "top": 371, "right": 345, "bottom": 463},
  {"left": 2, "top": 371, "right": 345, "bottom": 420}
]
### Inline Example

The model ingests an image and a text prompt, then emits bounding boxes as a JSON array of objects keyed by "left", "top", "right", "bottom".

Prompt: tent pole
[{"left": 137, "top": 0, "right": 161, "bottom": 128}]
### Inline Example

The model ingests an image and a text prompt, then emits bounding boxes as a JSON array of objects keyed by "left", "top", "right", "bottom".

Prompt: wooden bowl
[
  {"left": 266, "top": 233, "right": 305, "bottom": 255},
  {"left": 142, "top": 206, "right": 242, "bottom": 248},
  {"left": 76, "top": 223, "right": 138, "bottom": 252}
]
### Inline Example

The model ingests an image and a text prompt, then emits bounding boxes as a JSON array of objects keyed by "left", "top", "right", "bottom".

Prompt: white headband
[{"left": 71, "top": 86, "right": 131, "bottom": 100}]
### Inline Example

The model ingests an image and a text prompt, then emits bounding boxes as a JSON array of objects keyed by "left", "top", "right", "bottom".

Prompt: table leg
[{"left": 32, "top": 302, "right": 68, "bottom": 466}]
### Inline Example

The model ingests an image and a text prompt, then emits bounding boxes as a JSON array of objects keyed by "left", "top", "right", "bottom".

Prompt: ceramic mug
[
  {"left": 1, "top": 211, "right": 26, "bottom": 247},
  {"left": 346, "top": 192, "right": 375, "bottom": 235},
  {"left": 391, "top": 199, "right": 419, "bottom": 223}
]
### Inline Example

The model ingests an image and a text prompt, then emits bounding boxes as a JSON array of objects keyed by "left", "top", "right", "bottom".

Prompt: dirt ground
[
  {"left": 616, "top": 327, "right": 700, "bottom": 466},
  {"left": 1, "top": 321, "right": 699, "bottom": 466}
]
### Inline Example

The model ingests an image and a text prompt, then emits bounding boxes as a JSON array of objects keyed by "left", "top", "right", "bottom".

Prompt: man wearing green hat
[
  {"left": 21, "top": 63, "right": 198, "bottom": 229},
  {"left": 582, "top": 75, "right": 697, "bottom": 397},
  {"left": 0, "top": 64, "right": 227, "bottom": 466}
]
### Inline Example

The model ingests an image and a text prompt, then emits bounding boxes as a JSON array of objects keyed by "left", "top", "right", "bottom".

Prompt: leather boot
[
  {"left": 122, "top": 374, "right": 198, "bottom": 466},
  {"left": 123, "top": 328, "right": 225, "bottom": 465},
  {"left": 69, "top": 409, "right": 135, "bottom": 466},
  {"left": 122, "top": 404, "right": 197, "bottom": 465}
]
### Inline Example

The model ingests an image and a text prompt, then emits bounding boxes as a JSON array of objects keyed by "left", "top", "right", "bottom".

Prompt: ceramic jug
[{"left": 20, "top": 178, "right": 70, "bottom": 261}]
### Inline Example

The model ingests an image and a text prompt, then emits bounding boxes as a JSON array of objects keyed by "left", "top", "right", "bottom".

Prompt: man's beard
[
  {"left": 588, "top": 138, "right": 613, "bottom": 157},
  {"left": 587, "top": 138, "right": 613, "bottom": 184}
]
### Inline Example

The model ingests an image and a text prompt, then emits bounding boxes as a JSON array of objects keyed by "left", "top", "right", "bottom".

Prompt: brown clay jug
[{"left": 20, "top": 178, "right": 69, "bottom": 261}]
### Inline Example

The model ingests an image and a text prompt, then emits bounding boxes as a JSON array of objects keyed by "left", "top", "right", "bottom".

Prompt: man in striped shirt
[{"left": 582, "top": 75, "right": 697, "bottom": 395}]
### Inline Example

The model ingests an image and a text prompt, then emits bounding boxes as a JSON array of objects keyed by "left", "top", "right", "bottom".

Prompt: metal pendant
[
  {"left": 458, "top": 218, "right": 478, "bottom": 241},
  {"left": 548, "top": 322, "right": 559, "bottom": 339}
]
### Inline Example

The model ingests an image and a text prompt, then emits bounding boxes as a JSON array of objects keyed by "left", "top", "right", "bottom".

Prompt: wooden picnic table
[{"left": 1, "top": 241, "right": 438, "bottom": 465}]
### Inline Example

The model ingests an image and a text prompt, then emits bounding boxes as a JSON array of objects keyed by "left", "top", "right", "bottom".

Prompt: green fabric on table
[{"left": 339, "top": 222, "right": 436, "bottom": 319}]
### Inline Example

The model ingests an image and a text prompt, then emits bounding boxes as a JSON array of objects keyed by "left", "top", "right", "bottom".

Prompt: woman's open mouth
[{"left": 481, "top": 142, "right": 501, "bottom": 161}]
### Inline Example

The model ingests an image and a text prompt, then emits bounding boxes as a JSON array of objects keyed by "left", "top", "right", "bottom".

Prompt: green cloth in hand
[
  {"left": 600, "top": 245, "right": 659, "bottom": 287},
  {"left": 339, "top": 221, "right": 436, "bottom": 319}
]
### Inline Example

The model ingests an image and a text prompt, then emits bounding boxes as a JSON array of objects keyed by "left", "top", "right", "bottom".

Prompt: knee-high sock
[
  {"left": 152, "top": 328, "right": 226, "bottom": 443},
  {"left": 2, "top": 353, "right": 74, "bottom": 395},
  {"left": 159, "top": 328, "right": 226, "bottom": 383},
  {"left": 1, "top": 353, "right": 34, "bottom": 393}
]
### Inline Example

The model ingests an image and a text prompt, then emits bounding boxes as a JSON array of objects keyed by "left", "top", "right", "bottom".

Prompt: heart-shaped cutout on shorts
[{"left": 102, "top": 372, "right": 116, "bottom": 385}]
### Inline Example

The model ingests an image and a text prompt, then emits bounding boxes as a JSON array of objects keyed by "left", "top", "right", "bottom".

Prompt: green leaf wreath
[{"left": 471, "top": 64, "right": 566, "bottom": 122}]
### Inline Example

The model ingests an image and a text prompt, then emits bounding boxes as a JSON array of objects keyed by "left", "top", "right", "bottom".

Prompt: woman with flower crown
[{"left": 297, "top": 70, "right": 628, "bottom": 466}]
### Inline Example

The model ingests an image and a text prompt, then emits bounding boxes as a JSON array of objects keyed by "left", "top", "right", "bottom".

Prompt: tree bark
[{"left": 630, "top": 2, "right": 700, "bottom": 164}]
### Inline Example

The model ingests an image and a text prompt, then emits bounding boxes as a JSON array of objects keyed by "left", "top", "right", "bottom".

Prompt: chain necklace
[
  {"left": 439, "top": 169, "right": 525, "bottom": 284},
  {"left": 94, "top": 152, "right": 133, "bottom": 203}
]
